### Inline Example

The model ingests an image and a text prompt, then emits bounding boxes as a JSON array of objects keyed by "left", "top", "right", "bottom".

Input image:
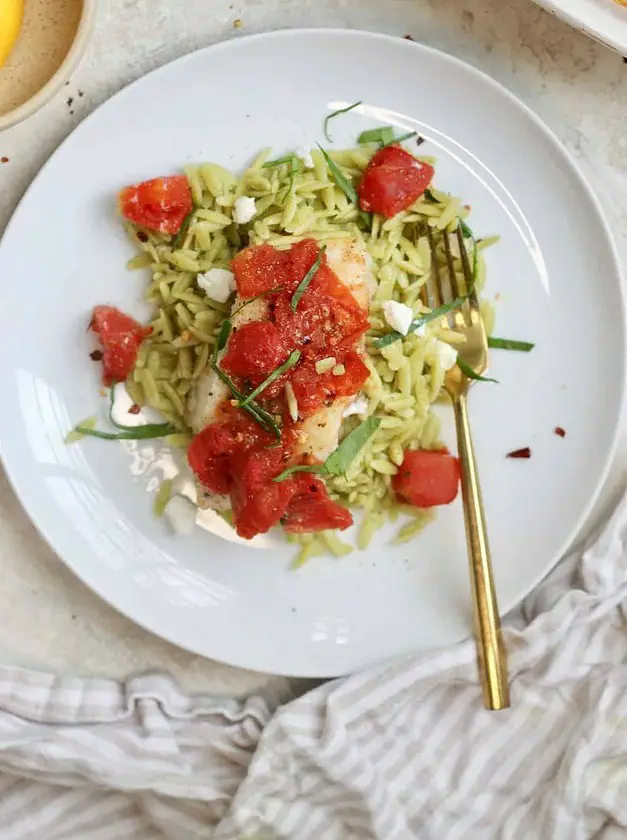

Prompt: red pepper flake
[
  {"left": 89, "top": 349, "right": 103, "bottom": 362},
  {"left": 0, "top": 157, "right": 8, "bottom": 164},
  {"left": 554, "top": 426, "right": 566, "bottom": 438},
  {"left": 136, "top": 231, "right": 149, "bottom": 243},
  {"left": 128, "top": 404, "right": 141, "bottom": 415},
  {"left": 507, "top": 447, "right": 531, "bottom": 459}
]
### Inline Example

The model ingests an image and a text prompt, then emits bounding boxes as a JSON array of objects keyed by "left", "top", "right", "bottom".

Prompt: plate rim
[{"left": 1, "top": 28, "right": 625, "bottom": 676}]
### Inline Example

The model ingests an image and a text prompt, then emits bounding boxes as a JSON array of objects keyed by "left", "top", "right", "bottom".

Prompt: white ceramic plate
[
  {"left": 0, "top": 30, "right": 624, "bottom": 677},
  {"left": 534, "top": 0, "right": 627, "bottom": 54}
]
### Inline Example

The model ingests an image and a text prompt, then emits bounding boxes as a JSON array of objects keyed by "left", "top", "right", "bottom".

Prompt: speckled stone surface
[{"left": 0, "top": 0, "right": 626, "bottom": 695}]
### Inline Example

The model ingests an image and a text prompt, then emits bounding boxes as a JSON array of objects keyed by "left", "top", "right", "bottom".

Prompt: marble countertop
[{"left": 1, "top": 0, "right": 626, "bottom": 696}]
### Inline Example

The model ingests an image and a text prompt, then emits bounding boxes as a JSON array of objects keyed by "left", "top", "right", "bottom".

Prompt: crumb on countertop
[{"left": 233, "top": 18, "right": 243, "bottom": 28}]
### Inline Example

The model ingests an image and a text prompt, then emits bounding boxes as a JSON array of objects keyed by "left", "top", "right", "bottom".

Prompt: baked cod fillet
[{"left": 187, "top": 237, "right": 374, "bottom": 511}]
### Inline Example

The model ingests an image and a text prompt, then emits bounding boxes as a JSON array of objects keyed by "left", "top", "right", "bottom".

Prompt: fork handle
[{"left": 453, "top": 394, "right": 510, "bottom": 711}]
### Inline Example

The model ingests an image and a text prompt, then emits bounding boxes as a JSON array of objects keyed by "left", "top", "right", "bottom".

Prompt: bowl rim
[{"left": 0, "top": 0, "right": 97, "bottom": 131}]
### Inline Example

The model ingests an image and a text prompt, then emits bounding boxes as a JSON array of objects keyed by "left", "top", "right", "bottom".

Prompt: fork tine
[
  {"left": 456, "top": 225, "right": 474, "bottom": 298},
  {"left": 442, "top": 230, "right": 459, "bottom": 300},
  {"left": 426, "top": 226, "right": 443, "bottom": 308}
]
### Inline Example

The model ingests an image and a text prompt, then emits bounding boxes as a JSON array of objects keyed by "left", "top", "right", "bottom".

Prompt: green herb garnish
[
  {"left": 424, "top": 188, "right": 438, "bottom": 203},
  {"left": 317, "top": 144, "right": 358, "bottom": 202},
  {"left": 381, "top": 130, "right": 418, "bottom": 147},
  {"left": 212, "top": 363, "right": 282, "bottom": 440},
  {"left": 374, "top": 297, "right": 467, "bottom": 348},
  {"left": 262, "top": 155, "right": 298, "bottom": 168},
  {"left": 239, "top": 350, "right": 301, "bottom": 407},
  {"left": 358, "top": 127, "right": 395, "bottom": 146},
  {"left": 291, "top": 245, "right": 326, "bottom": 311},
  {"left": 172, "top": 211, "right": 194, "bottom": 250},
  {"left": 274, "top": 416, "right": 381, "bottom": 482},
  {"left": 212, "top": 318, "right": 232, "bottom": 365},
  {"left": 488, "top": 337, "right": 535, "bottom": 352},
  {"left": 456, "top": 357, "right": 498, "bottom": 383},
  {"left": 324, "top": 101, "right": 362, "bottom": 142},
  {"left": 72, "top": 423, "right": 178, "bottom": 441},
  {"left": 231, "top": 287, "right": 284, "bottom": 316},
  {"left": 459, "top": 219, "right": 474, "bottom": 239}
]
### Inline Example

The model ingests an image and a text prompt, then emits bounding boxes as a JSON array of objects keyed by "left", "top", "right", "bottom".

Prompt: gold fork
[{"left": 425, "top": 225, "right": 510, "bottom": 711}]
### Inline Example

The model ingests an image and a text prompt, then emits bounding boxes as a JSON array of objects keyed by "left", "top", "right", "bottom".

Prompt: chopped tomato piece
[
  {"left": 358, "top": 145, "right": 434, "bottom": 218},
  {"left": 119, "top": 176, "right": 192, "bottom": 235},
  {"left": 229, "top": 448, "right": 296, "bottom": 539},
  {"left": 392, "top": 448, "right": 460, "bottom": 508},
  {"left": 90, "top": 305, "right": 152, "bottom": 386},
  {"left": 290, "top": 351, "right": 369, "bottom": 417},
  {"left": 283, "top": 474, "right": 353, "bottom": 533},
  {"left": 221, "top": 321, "right": 290, "bottom": 381},
  {"left": 231, "top": 244, "right": 290, "bottom": 298},
  {"left": 187, "top": 423, "right": 241, "bottom": 494}
]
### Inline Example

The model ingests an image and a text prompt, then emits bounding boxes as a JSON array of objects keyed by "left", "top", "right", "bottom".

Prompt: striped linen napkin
[{"left": 2, "top": 493, "right": 627, "bottom": 840}]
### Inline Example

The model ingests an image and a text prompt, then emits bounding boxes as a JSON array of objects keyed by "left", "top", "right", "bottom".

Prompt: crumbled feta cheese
[
  {"left": 431, "top": 338, "right": 458, "bottom": 371},
  {"left": 197, "top": 268, "right": 235, "bottom": 303},
  {"left": 382, "top": 300, "right": 414, "bottom": 336},
  {"left": 164, "top": 496, "right": 197, "bottom": 535},
  {"left": 110, "top": 383, "right": 163, "bottom": 428},
  {"left": 233, "top": 195, "right": 257, "bottom": 224},
  {"left": 343, "top": 395, "right": 369, "bottom": 418},
  {"left": 296, "top": 145, "right": 314, "bottom": 169}
]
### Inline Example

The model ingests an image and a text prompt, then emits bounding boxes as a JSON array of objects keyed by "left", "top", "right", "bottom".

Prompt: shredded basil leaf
[
  {"left": 325, "top": 416, "right": 381, "bottom": 475},
  {"left": 211, "top": 363, "right": 282, "bottom": 440},
  {"left": 488, "top": 337, "right": 535, "bottom": 352},
  {"left": 323, "top": 101, "right": 362, "bottom": 142},
  {"left": 239, "top": 350, "right": 301, "bottom": 407},
  {"left": 274, "top": 416, "right": 381, "bottom": 483},
  {"left": 380, "top": 130, "right": 418, "bottom": 147},
  {"left": 273, "top": 463, "right": 327, "bottom": 482},
  {"left": 456, "top": 357, "right": 498, "bottom": 383},
  {"left": 172, "top": 211, "right": 194, "bottom": 250},
  {"left": 459, "top": 219, "right": 474, "bottom": 239},
  {"left": 231, "top": 286, "right": 284, "bottom": 316},
  {"left": 291, "top": 245, "right": 326, "bottom": 312},
  {"left": 424, "top": 188, "right": 438, "bottom": 203},
  {"left": 212, "top": 318, "right": 232, "bottom": 365},
  {"left": 317, "top": 144, "right": 358, "bottom": 203},
  {"left": 262, "top": 155, "right": 298, "bottom": 168},
  {"left": 358, "top": 127, "right": 395, "bottom": 145},
  {"left": 374, "top": 297, "right": 467, "bottom": 348},
  {"left": 73, "top": 423, "right": 178, "bottom": 441}
]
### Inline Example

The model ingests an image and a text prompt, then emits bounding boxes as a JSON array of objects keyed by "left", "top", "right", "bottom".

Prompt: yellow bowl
[{"left": 0, "top": 0, "right": 97, "bottom": 131}]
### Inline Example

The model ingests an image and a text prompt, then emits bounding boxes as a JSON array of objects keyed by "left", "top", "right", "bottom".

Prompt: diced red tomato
[
  {"left": 231, "top": 244, "right": 290, "bottom": 298},
  {"left": 187, "top": 424, "right": 241, "bottom": 494},
  {"left": 358, "top": 145, "right": 434, "bottom": 218},
  {"left": 392, "top": 448, "right": 460, "bottom": 508},
  {"left": 90, "top": 305, "right": 152, "bottom": 386},
  {"left": 229, "top": 448, "right": 296, "bottom": 539},
  {"left": 221, "top": 321, "right": 290, "bottom": 381},
  {"left": 290, "top": 351, "right": 369, "bottom": 417},
  {"left": 283, "top": 474, "right": 353, "bottom": 533},
  {"left": 119, "top": 176, "right": 192, "bottom": 235}
]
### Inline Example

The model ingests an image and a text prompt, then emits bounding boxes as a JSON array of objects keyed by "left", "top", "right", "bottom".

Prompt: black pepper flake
[
  {"left": 554, "top": 426, "right": 566, "bottom": 438},
  {"left": 404, "top": 34, "right": 415, "bottom": 40},
  {"left": 89, "top": 349, "right": 103, "bottom": 361},
  {"left": 507, "top": 447, "right": 531, "bottom": 459},
  {"left": 78, "top": 90, "right": 84, "bottom": 97},
  {"left": 67, "top": 97, "right": 74, "bottom": 107},
  {"left": 416, "top": 136, "right": 425, "bottom": 147},
  {"left": 302, "top": 336, "right": 312, "bottom": 345},
  {"left": 136, "top": 231, "right": 149, "bottom": 242}
]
